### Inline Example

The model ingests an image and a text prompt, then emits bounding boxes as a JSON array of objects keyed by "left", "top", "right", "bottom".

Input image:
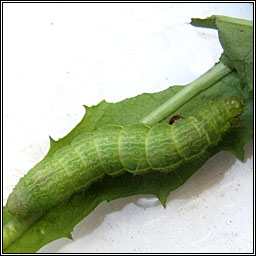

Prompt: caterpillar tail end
[
  {"left": 225, "top": 96, "right": 245, "bottom": 117},
  {"left": 6, "top": 192, "right": 29, "bottom": 218}
]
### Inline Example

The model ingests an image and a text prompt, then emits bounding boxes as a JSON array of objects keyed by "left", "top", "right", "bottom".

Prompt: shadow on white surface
[{"left": 167, "top": 139, "right": 253, "bottom": 203}]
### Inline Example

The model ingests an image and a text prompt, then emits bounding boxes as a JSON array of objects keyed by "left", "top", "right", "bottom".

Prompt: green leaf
[{"left": 191, "top": 15, "right": 253, "bottom": 92}]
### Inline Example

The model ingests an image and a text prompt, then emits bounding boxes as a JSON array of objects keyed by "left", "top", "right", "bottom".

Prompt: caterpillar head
[{"left": 225, "top": 96, "right": 245, "bottom": 118}]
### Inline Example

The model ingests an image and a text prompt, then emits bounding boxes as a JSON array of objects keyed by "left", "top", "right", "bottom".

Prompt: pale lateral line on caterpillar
[
  {"left": 169, "top": 126, "right": 186, "bottom": 161},
  {"left": 117, "top": 125, "right": 127, "bottom": 172},
  {"left": 53, "top": 154, "right": 73, "bottom": 188},
  {"left": 189, "top": 116, "right": 211, "bottom": 146},
  {"left": 92, "top": 133, "right": 106, "bottom": 170},
  {"left": 70, "top": 143, "right": 87, "bottom": 171},
  {"left": 144, "top": 124, "right": 154, "bottom": 169},
  {"left": 187, "top": 117, "right": 210, "bottom": 154},
  {"left": 203, "top": 106, "right": 221, "bottom": 136},
  {"left": 133, "top": 124, "right": 152, "bottom": 175},
  {"left": 187, "top": 117, "right": 203, "bottom": 139}
]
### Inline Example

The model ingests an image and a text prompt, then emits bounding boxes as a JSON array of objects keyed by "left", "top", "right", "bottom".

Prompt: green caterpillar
[{"left": 6, "top": 97, "right": 244, "bottom": 218}]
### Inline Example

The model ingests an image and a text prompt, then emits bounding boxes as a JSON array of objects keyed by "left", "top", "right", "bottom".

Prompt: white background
[{"left": 3, "top": 2, "right": 253, "bottom": 253}]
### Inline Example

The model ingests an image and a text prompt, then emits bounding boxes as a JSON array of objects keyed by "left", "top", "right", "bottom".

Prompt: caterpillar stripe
[{"left": 6, "top": 97, "right": 244, "bottom": 217}]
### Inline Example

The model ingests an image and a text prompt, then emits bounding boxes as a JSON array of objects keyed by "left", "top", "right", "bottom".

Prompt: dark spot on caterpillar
[
  {"left": 169, "top": 115, "right": 184, "bottom": 125},
  {"left": 239, "top": 29, "right": 244, "bottom": 32}
]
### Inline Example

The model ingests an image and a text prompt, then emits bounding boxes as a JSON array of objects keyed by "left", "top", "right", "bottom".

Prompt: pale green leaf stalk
[
  {"left": 3, "top": 210, "right": 40, "bottom": 250},
  {"left": 140, "top": 62, "right": 231, "bottom": 125}
]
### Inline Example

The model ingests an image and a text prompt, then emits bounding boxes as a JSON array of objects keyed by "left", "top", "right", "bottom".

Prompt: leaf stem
[
  {"left": 140, "top": 62, "right": 231, "bottom": 125},
  {"left": 3, "top": 208, "right": 40, "bottom": 249}
]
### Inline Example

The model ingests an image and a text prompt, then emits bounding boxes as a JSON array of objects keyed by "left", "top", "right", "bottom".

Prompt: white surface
[{"left": 3, "top": 3, "right": 253, "bottom": 253}]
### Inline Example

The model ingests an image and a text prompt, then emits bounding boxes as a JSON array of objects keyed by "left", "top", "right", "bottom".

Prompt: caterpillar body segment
[{"left": 6, "top": 97, "right": 244, "bottom": 217}]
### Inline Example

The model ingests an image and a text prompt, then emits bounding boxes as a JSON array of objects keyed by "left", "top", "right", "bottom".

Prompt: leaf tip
[
  {"left": 65, "top": 233, "right": 74, "bottom": 240},
  {"left": 83, "top": 104, "right": 88, "bottom": 110},
  {"left": 237, "top": 150, "right": 245, "bottom": 162},
  {"left": 49, "top": 136, "right": 57, "bottom": 146},
  {"left": 156, "top": 194, "right": 167, "bottom": 208}
]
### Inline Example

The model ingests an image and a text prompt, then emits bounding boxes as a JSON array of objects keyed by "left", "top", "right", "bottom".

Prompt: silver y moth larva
[{"left": 6, "top": 96, "right": 244, "bottom": 218}]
